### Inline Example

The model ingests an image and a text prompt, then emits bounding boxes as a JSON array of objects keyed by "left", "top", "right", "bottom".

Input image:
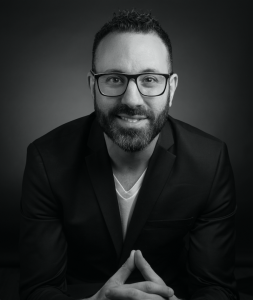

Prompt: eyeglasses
[{"left": 90, "top": 70, "right": 173, "bottom": 97}]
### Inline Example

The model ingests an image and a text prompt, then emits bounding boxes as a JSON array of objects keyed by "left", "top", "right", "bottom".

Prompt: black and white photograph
[{"left": 0, "top": 1, "right": 252, "bottom": 299}]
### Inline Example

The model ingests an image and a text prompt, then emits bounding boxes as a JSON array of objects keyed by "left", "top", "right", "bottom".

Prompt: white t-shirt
[{"left": 113, "top": 169, "right": 147, "bottom": 240}]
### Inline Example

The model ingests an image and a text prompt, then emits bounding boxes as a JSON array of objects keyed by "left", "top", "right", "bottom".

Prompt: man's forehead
[{"left": 95, "top": 32, "right": 169, "bottom": 73}]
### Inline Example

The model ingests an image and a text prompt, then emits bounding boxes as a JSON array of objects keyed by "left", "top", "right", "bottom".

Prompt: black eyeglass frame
[{"left": 90, "top": 70, "right": 173, "bottom": 97}]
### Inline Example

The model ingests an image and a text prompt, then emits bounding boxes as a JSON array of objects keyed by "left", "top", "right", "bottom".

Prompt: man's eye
[
  {"left": 106, "top": 76, "right": 122, "bottom": 83},
  {"left": 143, "top": 76, "right": 158, "bottom": 83}
]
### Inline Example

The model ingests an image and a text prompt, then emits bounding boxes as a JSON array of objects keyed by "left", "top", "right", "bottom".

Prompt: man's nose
[{"left": 121, "top": 79, "right": 144, "bottom": 107}]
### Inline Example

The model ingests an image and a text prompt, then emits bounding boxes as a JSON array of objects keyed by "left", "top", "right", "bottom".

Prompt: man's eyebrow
[
  {"left": 103, "top": 69, "right": 124, "bottom": 73},
  {"left": 141, "top": 68, "right": 161, "bottom": 73},
  {"left": 103, "top": 68, "right": 162, "bottom": 74}
]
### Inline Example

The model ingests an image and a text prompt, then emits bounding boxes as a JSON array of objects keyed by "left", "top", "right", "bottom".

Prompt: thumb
[
  {"left": 134, "top": 250, "right": 165, "bottom": 285},
  {"left": 109, "top": 250, "right": 136, "bottom": 285}
]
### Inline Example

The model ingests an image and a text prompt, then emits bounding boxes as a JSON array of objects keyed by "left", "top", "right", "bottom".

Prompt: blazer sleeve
[
  {"left": 187, "top": 143, "right": 239, "bottom": 300},
  {"left": 19, "top": 143, "right": 75, "bottom": 300}
]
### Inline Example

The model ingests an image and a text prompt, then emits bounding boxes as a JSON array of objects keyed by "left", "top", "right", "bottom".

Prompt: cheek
[
  {"left": 95, "top": 89, "right": 118, "bottom": 113},
  {"left": 148, "top": 95, "right": 168, "bottom": 115}
]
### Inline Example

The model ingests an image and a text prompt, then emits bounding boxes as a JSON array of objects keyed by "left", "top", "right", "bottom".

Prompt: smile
[
  {"left": 120, "top": 117, "right": 140, "bottom": 123},
  {"left": 117, "top": 115, "right": 147, "bottom": 124}
]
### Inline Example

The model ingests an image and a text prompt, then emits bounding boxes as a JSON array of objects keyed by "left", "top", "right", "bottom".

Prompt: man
[{"left": 19, "top": 9, "right": 239, "bottom": 300}]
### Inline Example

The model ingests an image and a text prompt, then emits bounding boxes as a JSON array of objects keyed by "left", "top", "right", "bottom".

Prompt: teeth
[{"left": 121, "top": 117, "right": 138, "bottom": 123}]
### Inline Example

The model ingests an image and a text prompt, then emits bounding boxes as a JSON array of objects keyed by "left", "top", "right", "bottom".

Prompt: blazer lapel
[
  {"left": 119, "top": 122, "right": 176, "bottom": 266},
  {"left": 85, "top": 120, "right": 123, "bottom": 258}
]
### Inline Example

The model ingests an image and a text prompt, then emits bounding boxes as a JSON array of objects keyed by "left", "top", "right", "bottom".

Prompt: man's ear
[
  {"left": 87, "top": 71, "right": 95, "bottom": 100},
  {"left": 169, "top": 73, "right": 178, "bottom": 107}
]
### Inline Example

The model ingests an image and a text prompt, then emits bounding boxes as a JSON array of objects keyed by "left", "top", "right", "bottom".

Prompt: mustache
[{"left": 109, "top": 104, "right": 153, "bottom": 119}]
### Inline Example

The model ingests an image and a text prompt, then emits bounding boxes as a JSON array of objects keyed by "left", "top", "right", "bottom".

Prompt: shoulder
[
  {"left": 168, "top": 116, "right": 225, "bottom": 150},
  {"left": 32, "top": 112, "right": 96, "bottom": 148},
  {"left": 167, "top": 116, "right": 229, "bottom": 169},
  {"left": 169, "top": 116, "right": 222, "bottom": 143}
]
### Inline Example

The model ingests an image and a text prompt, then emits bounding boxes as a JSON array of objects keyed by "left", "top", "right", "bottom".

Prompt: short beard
[{"left": 94, "top": 94, "right": 170, "bottom": 153}]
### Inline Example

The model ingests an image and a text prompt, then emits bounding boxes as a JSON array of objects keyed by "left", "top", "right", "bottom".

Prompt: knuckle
[
  {"left": 113, "top": 279, "right": 122, "bottom": 286},
  {"left": 121, "top": 262, "right": 127, "bottom": 269},
  {"left": 121, "top": 263, "right": 131, "bottom": 273},
  {"left": 128, "top": 288, "right": 137, "bottom": 299},
  {"left": 104, "top": 289, "right": 111, "bottom": 297},
  {"left": 145, "top": 282, "right": 154, "bottom": 293},
  {"left": 143, "top": 261, "right": 150, "bottom": 269}
]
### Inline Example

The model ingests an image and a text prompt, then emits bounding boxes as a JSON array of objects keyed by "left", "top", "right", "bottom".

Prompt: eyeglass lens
[{"left": 98, "top": 74, "right": 167, "bottom": 96}]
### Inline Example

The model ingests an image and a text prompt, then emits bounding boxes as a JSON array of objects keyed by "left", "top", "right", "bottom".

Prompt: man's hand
[
  {"left": 105, "top": 250, "right": 178, "bottom": 300},
  {"left": 86, "top": 250, "right": 179, "bottom": 300},
  {"left": 87, "top": 250, "right": 136, "bottom": 300}
]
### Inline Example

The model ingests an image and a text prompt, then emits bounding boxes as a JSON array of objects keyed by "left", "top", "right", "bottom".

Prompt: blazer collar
[
  {"left": 157, "top": 117, "right": 174, "bottom": 150},
  {"left": 87, "top": 118, "right": 106, "bottom": 151}
]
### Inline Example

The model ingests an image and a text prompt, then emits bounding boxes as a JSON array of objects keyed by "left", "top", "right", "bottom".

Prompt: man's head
[
  {"left": 92, "top": 9, "right": 173, "bottom": 73},
  {"left": 88, "top": 9, "right": 178, "bottom": 152}
]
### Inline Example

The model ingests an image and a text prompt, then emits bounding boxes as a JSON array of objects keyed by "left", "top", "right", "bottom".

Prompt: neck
[{"left": 104, "top": 133, "right": 159, "bottom": 173}]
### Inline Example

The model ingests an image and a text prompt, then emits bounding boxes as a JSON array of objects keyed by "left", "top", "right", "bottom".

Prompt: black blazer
[{"left": 19, "top": 112, "right": 239, "bottom": 300}]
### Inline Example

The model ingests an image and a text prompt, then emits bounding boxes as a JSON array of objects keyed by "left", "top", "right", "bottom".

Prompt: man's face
[{"left": 90, "top": 32, "right": 177, "bottom": 152}]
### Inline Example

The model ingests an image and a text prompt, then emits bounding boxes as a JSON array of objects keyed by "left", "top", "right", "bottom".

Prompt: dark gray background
[{"left": 1, "top": 0, "right": 252, "bottom": 267}]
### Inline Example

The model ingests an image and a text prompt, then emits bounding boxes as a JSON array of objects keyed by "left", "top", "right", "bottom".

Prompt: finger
[
  {"left": 134, "top": 250, "right": 165, "bottom": 285},
  {"left": 123, "top": 281, "right": 174, "bottom": 298},
  {"left": 106, "top": 286, "right": 165, "bottom": 300},
  {"left": 108, "top": 250, "right": 136, "bottom": 285}
]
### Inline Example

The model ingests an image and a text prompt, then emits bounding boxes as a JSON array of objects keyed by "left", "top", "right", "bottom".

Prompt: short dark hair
[{"left": 92, "top": 9, "right": 173, "bottom": 72}]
